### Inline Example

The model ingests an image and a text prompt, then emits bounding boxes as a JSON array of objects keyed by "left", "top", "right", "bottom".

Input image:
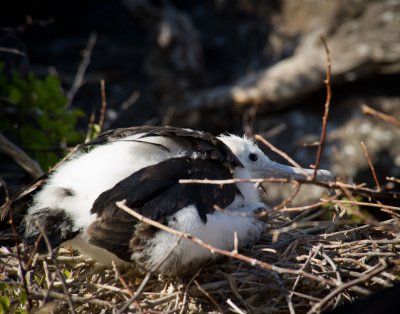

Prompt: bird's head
[{"left": 217, "top": 134, "right": 335, "bottom": 182}]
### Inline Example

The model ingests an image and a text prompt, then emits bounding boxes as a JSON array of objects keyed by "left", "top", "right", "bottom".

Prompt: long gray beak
[{"left": 258, "top": 160, "right": 336, "bottom": 182}]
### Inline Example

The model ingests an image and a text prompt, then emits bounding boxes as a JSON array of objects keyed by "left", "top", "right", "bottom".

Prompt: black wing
[
  {"left": 87, "top": 157, "right": 240, "bottom": 261},
  {"left": 80, "top": 126, "right": 242, "bottom": 170}
]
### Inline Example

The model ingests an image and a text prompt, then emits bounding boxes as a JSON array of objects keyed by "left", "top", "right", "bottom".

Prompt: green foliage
[
  {"left": 0, "top": 295, "right": 10, "bottom": 314},
  {"left": 0, "top": 282, "right": 28, "bottom": 314},
  {"left": 86, "top": 122, "right": 101, "bottom": 141},
  {"left": 0, "top": 63, "right": 84, "bottom": 170},
  {"left": 63, "top": 269, "right": 72, "bottom": 279}
]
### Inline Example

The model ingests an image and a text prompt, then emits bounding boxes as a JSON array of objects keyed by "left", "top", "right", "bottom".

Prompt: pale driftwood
[{"left": 181, "top": 0, "right": 400, "bottom": 111}]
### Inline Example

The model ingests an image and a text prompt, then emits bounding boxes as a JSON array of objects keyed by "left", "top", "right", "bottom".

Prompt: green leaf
[
  {"left": 0, "top": 66, "right": 84, "bottom": 169},
  {"left": 0, "top": 295, "right": 10, "bottom": 314},
  {"left": 8, "top": 87, "right": 22, "bottom": 104},
  {"left": 63, "top": 269, "right": 72, "bottom": 279},
  {"left": 19, "top": 289, "right": 27, "bottom": 305},
  {"left": 34, "top": 274, "right": 43, "bottom": 285}
]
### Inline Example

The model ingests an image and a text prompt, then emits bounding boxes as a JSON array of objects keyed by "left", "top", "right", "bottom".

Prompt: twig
[
  {"left": 35, "top": 222, "right": 77, "bottom": 314},
  {"left": 115, "top": 234, "right": 183, "bottom": 314},
  {"left": 8, "top": 199, "right": 32, "bottom": 310},
  {"left": 116, "top": 201, "right": 337, "bottom": 287},
  {"left": 180, "top": 268, "right": 202, "bottom": 314},
  {"left": 179, "top": 177, "right": 400, "bottom": 199},
  {"left": 322, "top": 199, "right": 400, "bottom": 211},
  {"left": 194, "top": 280, "right": 224, "bottom": 313},
  {"left": 227, "top": 297, "right": 246, "bottom": 314},
  {"left": 0, "top": 133, "right": 43, "bottom": 178},
  {"left": 112, "top": 261, "right": 135, "bottom": 298},
  {"left": 288, "top": 244, "right": 323, "bottom": 314},
  {"left": 0, "top": 47, "right": 26, "bottom": 56},
  {"left": 99, "top": 79, "right": 107, "bottom": 132},
  {"left": 386, "top": 176, "right": 400, "bottom": 184},
  {"left": 307, "top": 260, "right": 389, "bottom": 314},
  {"left": 255, "top": 134, "right": 309, "bottom": 178},
  {"left": 290, "top": 291, "right": 321, "bottom": 302},
  {"left": 320, "top": 220, "right": 396, "bottom": 239},
  {"left": 312, "top": 35, "right": 332, "bottom": 180},
  {"left": 273, "top": 181, "right": 301, "bottom": 210},
  {"left": 41, "top": 259, "right": 56, "bottom": 305},
  {"left": 66, "top": 32, "right": 97, "bottom": 107},
  {"left": 29, "top": 289, "right": 113, "bottom": 308},
  {"left": 0, "top": 177, "right": 9, "bottom": 203},
  {"left": 360, "top": 141, "right": 381, "bottom": 191},
  {"left": 361, "top": 104, "right": 400, "bottom": 127},
  {"left": 281, "top": 199, "right": 336, "bottom": 212}
]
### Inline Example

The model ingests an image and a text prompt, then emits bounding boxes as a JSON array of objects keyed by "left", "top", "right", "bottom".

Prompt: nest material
[{"left": 1, "top": 201, "right": 399, "bottom": 314}]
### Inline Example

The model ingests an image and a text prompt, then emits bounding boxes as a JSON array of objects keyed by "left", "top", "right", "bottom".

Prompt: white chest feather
[
  {"left": 29, "top": 137, "right": 187, "bottom": 230},
  {"left": 132, "top": 205, "right": 264, "bottom": 272}
]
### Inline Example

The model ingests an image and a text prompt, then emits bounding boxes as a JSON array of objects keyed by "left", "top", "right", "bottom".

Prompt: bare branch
[
  {"left": 0, "top": 133, "right": 43, "bottom": 178},
  {"left": 361, "top": 104, "right": 400, "bottom": 127},
  {"left": 313, "top": 36, "right": 332, "bottom": 180},
  {"left": 255, "top": 134, "right": 309, "bottom": 178},
  {"left": 66, "top": 32, "right": 97, "bottom": 107},
  {"left": 34, "top": 222, "right": 77, "bottom": 314},
  {"left": 116, "top": 200, "right": 337, "bottom": 287},
  {"left": 99, "top": 79, "right": 107, "bottom": 132},
  {"left": 307, "top": 260, "right": 389, "bottom": 314},
  {"left": 360, "top": 141, "right": 381, "bottom": 191},
  {"left": 321, "top": 199, "right": 400, "bottom": 212}
]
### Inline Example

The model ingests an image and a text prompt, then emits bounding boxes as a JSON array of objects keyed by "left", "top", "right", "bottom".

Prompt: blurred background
[{"left": 0, "top": 0, "right": 399, "bottom": 205}]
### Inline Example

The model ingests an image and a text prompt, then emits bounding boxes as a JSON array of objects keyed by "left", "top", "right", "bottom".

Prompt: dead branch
[
  {"left": 0, "top": 47, "right": 26, "bottom": 56},
  {"left": 307, "top": 260, "right": 389, "bottom": 314},
  {"left": 0, "top": 133, "right": 43, "bottom": 178},
  {"left": 360, "top": 141, "right": 381, "bottom": 191},
  {"left": 322, "top": 199, "right": 400, "bottom": 212},
  {"left": 115, "top": 234, "right": 183, "bottom": 314},
  {"left": 66, "top": 32, "right": 97, "bottom": 107},
  {"left": 255, "top": 134, "right": 309, "bottom": 178},
  {"left": 116, "top": 200, "right": 337, "bottom": 287},
  {"left": 35, "top": 222, "right": 76, "bottom": 314},
  {"left": 313, "top": 36, "right": 332, "bottom": 180},
  {"left": 361, "top": 104, "right": 400, "bottom": 127},
  {"left": 99, "top": 79, "right": 107, "bottom": 132},
  {"left": 29, "top": 289, "right": 114, "bottom": 308},
  {"left": 179, "top": 177, "right": 400, "bottom": 199}
]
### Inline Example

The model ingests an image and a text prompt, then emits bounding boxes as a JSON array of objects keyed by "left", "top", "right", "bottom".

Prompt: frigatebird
[{"left": 1, "top": 126, "right": 334, "bottom": 273}]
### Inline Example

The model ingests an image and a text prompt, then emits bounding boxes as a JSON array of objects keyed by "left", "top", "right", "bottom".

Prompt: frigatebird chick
[{"left": 1, "top": 126, "right": 334, "bottom": 273}]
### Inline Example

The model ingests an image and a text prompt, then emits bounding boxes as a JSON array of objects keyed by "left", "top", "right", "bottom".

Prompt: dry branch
[
  {"left": 360, "top": 141, "right": 381, "bottom": 191},
  {"left": 312, "top": 36, "right": 332, "bottom": 180},
  {"left": 0, "top": 133, "right": 43, "bottom": 178},
  {"left": 361, "top": 104, "right": 400, "bottom": 127},
  {"left": 66, "top": 32, "right": 97, "bottom": 108},
  {"left": 116, "top": 200, "right": 337, "bottom": 287}
]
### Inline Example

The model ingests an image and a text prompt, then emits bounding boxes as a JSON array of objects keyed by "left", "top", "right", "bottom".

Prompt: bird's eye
[{"left": 249, "top": 153, "right": 258, "bottom": 161}]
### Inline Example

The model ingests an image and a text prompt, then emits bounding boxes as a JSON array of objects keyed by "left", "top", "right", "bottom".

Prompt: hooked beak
[{"left": 256, "top": 160, "right": 336, "bottom": 182}]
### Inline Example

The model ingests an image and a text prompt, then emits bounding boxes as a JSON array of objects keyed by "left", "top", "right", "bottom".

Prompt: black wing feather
[
  {"left": 80, "top": 126, "right": 242, "bottom": 170},
  {"left": 87, "top": 157, "right": 240, "bottom": 261}
]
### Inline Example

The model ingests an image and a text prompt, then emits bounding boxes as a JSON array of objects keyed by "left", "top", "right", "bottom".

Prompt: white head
[{"left": 217, "top": 134, "right": 335, "bottom": 181}]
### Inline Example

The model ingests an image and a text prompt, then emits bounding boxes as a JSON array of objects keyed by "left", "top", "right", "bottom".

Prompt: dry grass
[{"left": 1, "top": 192, "right": 399, "bottom": 313}]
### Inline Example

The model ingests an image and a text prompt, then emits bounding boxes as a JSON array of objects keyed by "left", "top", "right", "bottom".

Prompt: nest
[{"left": 1, "top": 191, "right": 399, "bottom": 314}]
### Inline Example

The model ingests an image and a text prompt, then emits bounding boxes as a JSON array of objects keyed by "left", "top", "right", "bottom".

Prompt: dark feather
[
  {"left": 80, "top": 126, "right": 242, "bottom": 170},
  {"left": 0, "top": 174, "right": 48, "bottom": 246},
  {"left": 24, "top": 208, "right": 79, "bottom": 253},
  {"left": 87, "top": 157, "right": 240, "bottom": 262}
]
